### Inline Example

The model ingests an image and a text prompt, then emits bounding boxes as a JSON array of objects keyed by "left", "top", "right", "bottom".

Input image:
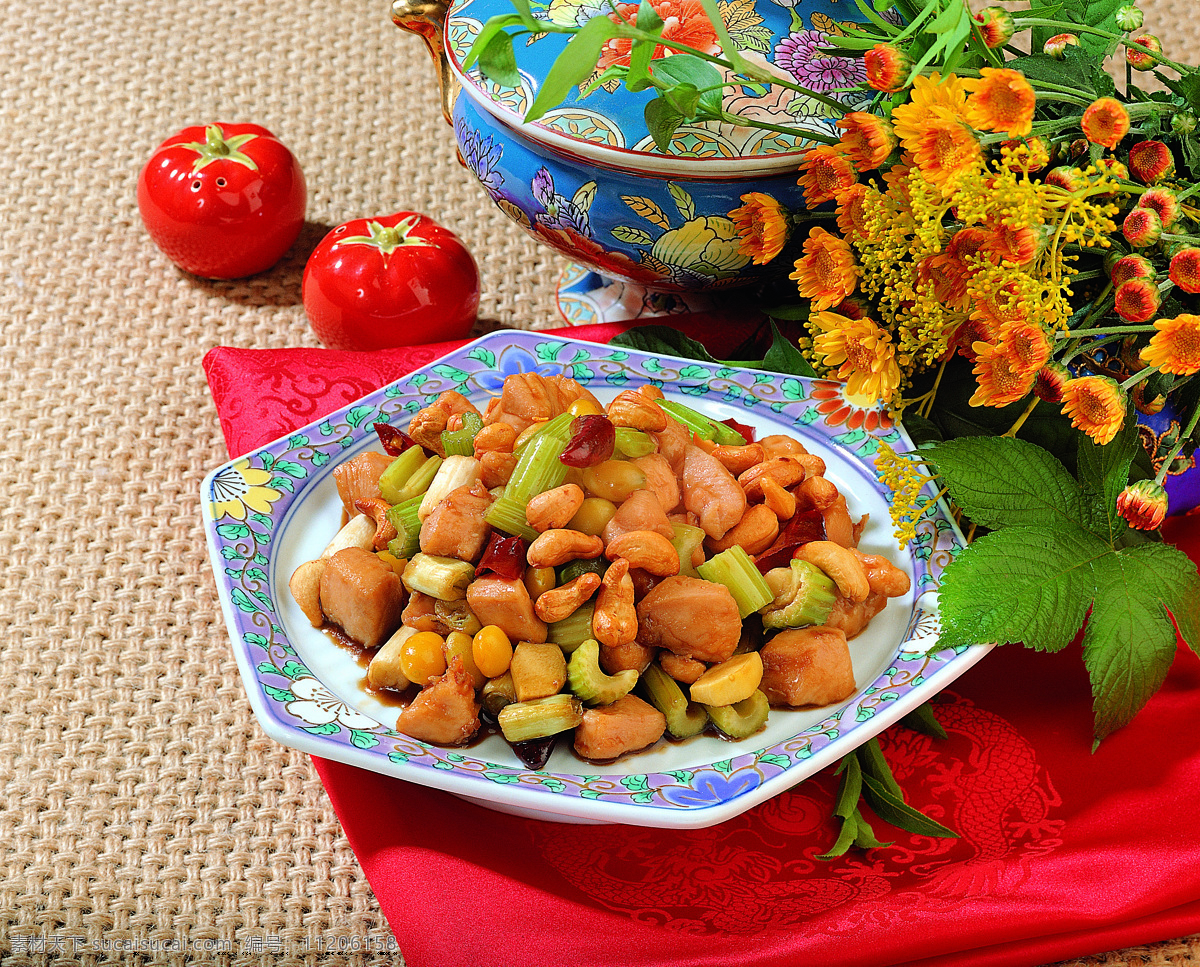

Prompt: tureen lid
[{"left": 444, "top": 0, "right": 877, "bottom": 175}]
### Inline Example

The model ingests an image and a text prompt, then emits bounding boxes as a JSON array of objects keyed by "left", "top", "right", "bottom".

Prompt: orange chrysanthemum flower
[
  {"left": 973, "top": 6, "right": 1015, "bottom": 48},
  {"left": 1141, "top": 313, "right": 1200, "bottom": 375},
  {"left": 864, "top": 44, "right": 913, "bottom": 93},
  {"left": 1000, "top": 320, "right": 1052, "bottom": 374},
  {"left": 908, "top": 111, "right": 983, "bottom": 190},
  {"left": 891, "top": 74, "right": 970, "bottom": 151},
  {"left": 837, "top": 113, "right": 897, "bottom": 171},
  {"left": 791, "top": 227, "right": 859, "bottom": 310},
  {"left": 1117, "top": 480, "right": 1168, "bottom": 530},
  {"left": 728, "top": 192, "right": 790, "bottom": 266},
  {"left": 882, "top": 154, "right": 915, "bottom": 205},
  {"left": 1129, "top": 140, "right": 1175, "bottom": 183},
  {"left": 1114, "top": 278, "right": 1161, "bottom": 322},
  {"left": 963, "top": 68, "right": 1036, "bottom": 137},
  {"left": 1060, "top": 376, "right": 1126, "bottom": 445},
  {"left": 1081, "top": 97, "right": 1130, "bottom": 149},
  {"left": 1127, "top": 34, "right": 1163, "bottom": 71},
  {"left": 969, "top": 340, "right": 1037, "bottom": 407},
  {"left": 796, "top": 146, "right": 857, "bottom": 208},
  {"left": 918, "top": 254, "right": 969, "bottom": 306},
  {"left": 973, "top": 280, "right": 1028, "bottom": 329},
  {"left": 1139, "top": 188, "right": 1180, "bottom": 228},
  {"left": 1033, "top": 360, "right": 1071, "bottom": 403},
  {"left": 809, "top": 311, "right": 901, "bottom": 404},
  {"left": 1110, "top": 253, "right": 1155, "bottom": 286},
  {"left": 985, "top": 217, "right": 1041, "bottom": 264},
  {"left": 1001, "top": 137, "right": 1050, "bottom": 173},
  {"left": 1169, "top": 248, "right": 1200, "bottom": 294},
  {"left": 835, "top": 183, "right": 871, "bottom": 241}
]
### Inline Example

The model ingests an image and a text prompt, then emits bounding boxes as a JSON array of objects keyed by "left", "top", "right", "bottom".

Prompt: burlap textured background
[{"left": 0, "top": 1, "right": 1196, "bottom": 963}]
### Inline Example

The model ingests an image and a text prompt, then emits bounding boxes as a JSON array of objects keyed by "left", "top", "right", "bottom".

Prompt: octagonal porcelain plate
[{"left": 202, "top": 331, "right": 991, "bottom": 829}]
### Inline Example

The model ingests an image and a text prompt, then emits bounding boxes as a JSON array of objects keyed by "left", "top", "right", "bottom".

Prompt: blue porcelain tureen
[{"left": 391, "top": 0, "right": 874, "bottom": 322}]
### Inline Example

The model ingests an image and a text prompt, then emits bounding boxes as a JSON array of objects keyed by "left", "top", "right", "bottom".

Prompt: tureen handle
[{"left": 390, "top": 0, "right": 458, "bottom": 126}]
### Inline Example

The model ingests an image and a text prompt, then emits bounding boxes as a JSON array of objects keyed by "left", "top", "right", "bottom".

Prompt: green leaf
[
  {"left": 525, "top": 16, "right": 619, "bottom": 122},
  {"left": 668, "top": 183, "right": 696, "bottom": 221},
  {"left": 856, "top": 738, "right": 904, "bottom": 799},
  {"left": 625, "top": 1, "right": 662, "bottom": 92},
  {"left": 1084, "top": 544, "right": 1189, "bottom": 743},
  {"left": 477, "top": 29, "right": 521, "bottom": 87},
  {"left": 652, "top": 55, "right": 725, "bottom": 114},
  {"left": 936, "top": 524, "right": 1108, "bottom": 653},
  {"left": 760, "top": 320, "right": 817, "bottom": 377},
  {"left": 816, "top": 810, "right": 860, "bottom": 859},
  {"left": 860, "top": 774, "right": 959, "bottom": 838},
  {"left": 610, "top": 324, "right": 719, "bottom": 362},
  {"left": 464, "top": 13, "right": 530, "bottom": 72},
  {"left": 900, "top": 701, "right": 948, "bottom": 739},
  {"left": 645, "top": 94, "right": 686, "bottom": 152},
  {"left": 927, "top": 436, "right": 1085, "bottom": 531},
  {"left": 1005, "top": 49, "right": 1102, "bottom": 99},
  {"left": 1077, "top": 417, "right": 1137, "bottom": 545}
]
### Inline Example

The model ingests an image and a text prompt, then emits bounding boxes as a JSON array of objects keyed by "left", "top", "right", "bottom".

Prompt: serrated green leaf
[
  {"left": 937, "top": 524, "right": 1108, "bottom": 652},
  {"left": 1077, "top": 417, "right": 1137, "bottom": 546},
  {"left": 927, "top": 436, "right": 1084, "bottom": 531}
]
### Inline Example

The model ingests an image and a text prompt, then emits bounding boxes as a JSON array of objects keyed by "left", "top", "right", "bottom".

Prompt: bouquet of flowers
[{"left": 470, "top": 0, "right": 1200, "bottom": 843}]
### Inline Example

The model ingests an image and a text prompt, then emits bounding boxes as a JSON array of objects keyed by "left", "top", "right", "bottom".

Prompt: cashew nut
[
  {"left": 739, "top": 456, "right": 807, "bottom": 500},
  {"left": 796, "top": 540, "right": 871, "bottom": 603},
  {"left": 527, "top": 529, "right": 605, "bottom": 568},
  {"left": 592, "top": 558, "right": 638, "bottom": 647},
  {"left": 711, "top": 443, "right": 766, "bottom": 476},
  {"left": 759, "top": 434, "right": 809, "bottom": 459},
  {"left": 288, "top": 560, "right": 326, "bottom": 627},
  {"left": 354, "top": 497, "right": 398, "bottom": 551},
  {"left": 605, "top": 529, "right": 680, "bottom": 577},
  {"left": 526, "top": 483, "right": 586, "bottom": 533},
  {"left": 479, "top": 450, "right": 518, "bottom": 489},
  {"left": 760, "top": 477, "right": 797, "bottom": 520},
  {"left": 796, "top": 453, "right": 827, "bottom": 478},
  {"left": 606, "top": 389, "right": 668, "bottom": 432},
  {"left": 706, "top": 504, "right": 780, "bottom": 556},
  {"left": 822, "top": 494, "right": 856, "bottom": 548},
  {"left": 798, "top": 474, "right": 839, "bottom": 511},
  {"left": 321, "top": 514, "right": 377, "bottom": 558},
  {"left": 534, "top": 572, "right": 602, "bottom": 623},
  {"left": 854, "top": 550, "right": 912, "bottom": 598},
  {"left": 639, "top": 384, "right": 665, "bottom": 401}
]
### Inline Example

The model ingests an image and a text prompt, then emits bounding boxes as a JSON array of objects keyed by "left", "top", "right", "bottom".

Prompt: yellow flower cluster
[{"left": 873, "top": 440, "right": 940, "bottom": 548}]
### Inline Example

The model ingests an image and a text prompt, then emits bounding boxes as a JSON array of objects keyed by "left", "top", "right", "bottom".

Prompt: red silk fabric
[{"left": 204, "top": 319, "right": 1200, "bottom": 967}]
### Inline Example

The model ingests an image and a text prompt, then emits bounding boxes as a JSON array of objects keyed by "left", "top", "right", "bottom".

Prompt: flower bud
[
  {"left": 1068, "top": 138, "right": 1090, "bottom": 159},
  {"left": 1109, "top": 253, "right": 1156, "bottom": 286},
  {"left": 864, "top": 44, "right": 912, "bottom": 93},
  {"left": 1123, "top": 206, "right": 1163, "bottom": 247},
  {"left": 1033, "top": 361, "right": 1071, "bottom": 404},
  {"left": 1170, "top": 247, "right": 1200, "bottom": 293},
  {"left": 1139, "top": 187, "right": 1181, "bottom": 229},
  {"left": 1128, "top": 139, "right": 1175, "bottom": 183},
  {"left": 1081, "top": 97, "right": 1131, "bottom": 149},
  {"left": 1045, "top": 166, "right": 1084, "bottom": 191},
  {"left": 1000, "top": 137, "right": 1050, "bottom": 173},
  {"left": 1114, "top": 277, "right": 1162, "bottom": 321},
  {"left": 1133, "top": 382, "right": 1166, "bottom": 415},
  {"left": 1127, "top": 34, "right": 1162, "bottom": 70},
  {"left": 1044, "top": 33, "right": 1080, "bottom": 58},
  {"left": 1117, "top": 479, "right": 1168, "bottom": 531},
  {"left": 973, "top": 6, "right": 1016, "bottom": 48},
  {"left": 1115, "top": 5, "right": 1144, "bottom": 30},
  {"left": 1173, "top": 113, "right": 1198, "bottom": 138}
]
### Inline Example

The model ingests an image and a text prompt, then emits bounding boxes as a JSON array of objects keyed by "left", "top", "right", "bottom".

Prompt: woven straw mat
[{"left": 0, "top": 0, "right": 1196, "bottom": 964}]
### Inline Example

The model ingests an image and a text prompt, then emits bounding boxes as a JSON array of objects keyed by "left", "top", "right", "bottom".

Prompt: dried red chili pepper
[
  {"left": 475, "top": 531, "right": 529, "bottom": 580},
  {"left": 720, "top": 417, "right": 756, "bottom": 444},
  {"left": 373, "top": 422, "right": 424, "bottom": 456},
  {"left": 559, "top": 415, "right": 616, "bottom": 468},
  {"left": 753, "top": 510, "right": 826, "bottom": 573}
]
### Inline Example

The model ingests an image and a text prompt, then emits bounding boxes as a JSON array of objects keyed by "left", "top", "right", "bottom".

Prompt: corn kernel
[
  {"left": 472, "top": 625, "right": 513, "bottom": 678},
  {"left": 401, "top": 631, "right": 447, "bottom": 685}
]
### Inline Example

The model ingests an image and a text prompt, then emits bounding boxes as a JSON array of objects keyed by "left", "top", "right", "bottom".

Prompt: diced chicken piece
[
  {"left": 465, "top": 576, "right": 548, "bottom": 643},
  {"left": 573, "top": 693, "right": 666, "bottom": 761},
  {"left": 484, "top": 373, "right": 601, "bottom": 434},
  {"left": 649, "top": 416, "right": 691, "bottom": 475},
  {"left": 332, "top": 451, "right": 393, "bottom": 519},
  {"left": 759, "top": 626, "right": 856, "bottom": 708},
  {"left": 825, "top": 591, "right": 888, "bottom": 639},
  {"left": 401, "top": 590, "right": 440, "bottom": 633},
  {"left": 658, "top": 651, "right": 706, "bottom": 684},
  {"left": 395, "top": 656, "right": 481, "bottom": 746},
  {"left": 681, "top": 445, "right": 747, "bottom": 541},
  {"left": 318, "top": 546, "right": 406, "bottom": 649},
  {"left": 635, "top": 575, "right": 741, "bottom": 663},
  {"left": 599, "top": 641, "right": 656, "bottom": 675},
  {"left": 602, "top": 489, "right": 674, "bottom": 546},
  {"left": 435, "top": 390, "right": 479, "bottom": 418},
  {"left": 420, "top": 481, "right": 493, "bottom": 562},
  {"left": 631, "top": 453, "right": 681, "bottom": 514}
]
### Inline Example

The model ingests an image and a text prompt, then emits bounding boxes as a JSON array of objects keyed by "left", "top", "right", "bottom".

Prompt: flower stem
[
  {"left": 1003, "top": 395, "right": 1041, "bottom": 439},
  {"left": 1014, "top": 19, "right": 1195, "bottom": 74},
  {"left": 1061, "top": 324, "right": 1156, "bottom": 337},
  {"left": 1119, "top": 364, "right": 1156, "bottom": 391}
]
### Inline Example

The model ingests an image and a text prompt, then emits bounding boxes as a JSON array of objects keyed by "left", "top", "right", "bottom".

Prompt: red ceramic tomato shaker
[
  {"left": 137, "top": 122, "right": 306, "bottom": 279},
  {"left": 301, "top": 212, "right": 480, "bottom": 350}
]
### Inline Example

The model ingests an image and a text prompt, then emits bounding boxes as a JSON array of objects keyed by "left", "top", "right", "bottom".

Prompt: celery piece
[
  {"left": 566, "top": 639, "right": 637, "bottom": 706},
  {"left": 639, "top": 663, "right": 708, "bottom": 739},
  {"left": 497, "top": 693, "right": 584, "bottom": 743},
  {"left": 670, "top": 522, "right": 707, "bottom": 578},
  {"left": 613, "top": 427, "right": 655, "bottom": 459},
  {"left": 556, "top": 557, "right": 608, "bottom": 585},
  {"left": 378, "top": 447, "right": 427, "bottom": 505},
  {"left": 385, "top": 494, "right": 424, "bottom": 558},
  {"left": 396, "top": 454, "right": 443, "bottom": 501},
  {"left": 547, "top": 602, "right": 596, "bottom": 653},
  {"left": 484, "top": 494, "right": 540, "bottom": 542},
  {"left": 401, "top": 553, "right": 476, "bottom": 601},
  {"left": 504, "top": 413, "right": 574, "bottom": 501},
  {"left": 697, "top": 545, "right": 773, "bottom": 618},
  {"left": 760, "top": 559, "right": 838, "bottom": 630},
  {"left": 441, "top": 411, "right": 483, "bottom": 457},
  {"left": 704, "top": 690, "right": 769, "bottom": 739},
  {"left": 658, "top": 400, "right": 746, "bottom": 446},
  {"left": 513, "top": 412, "right": 574, "bottom": 456}
]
